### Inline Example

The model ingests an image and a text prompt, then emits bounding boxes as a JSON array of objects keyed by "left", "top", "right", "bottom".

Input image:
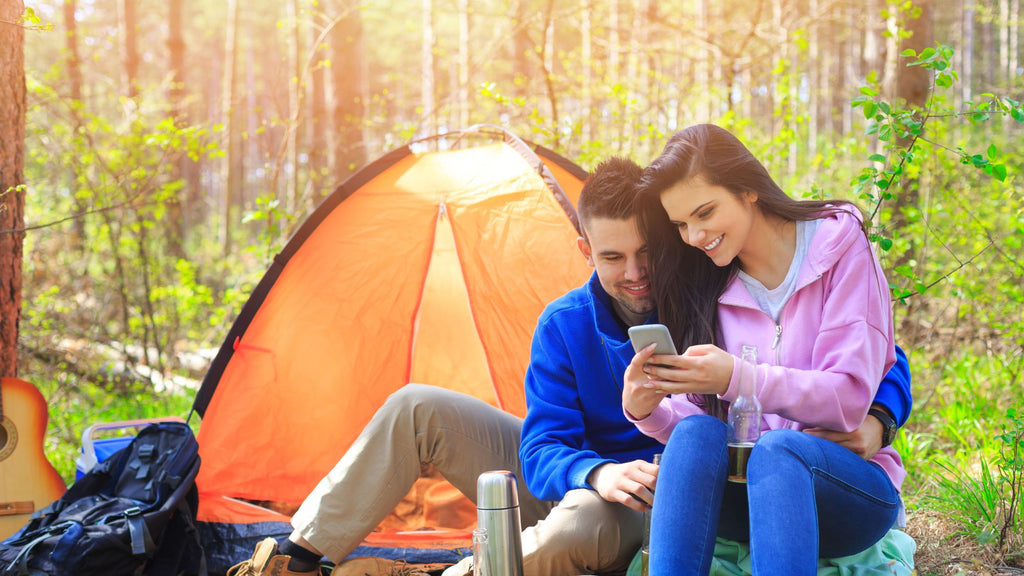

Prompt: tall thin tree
[
  {"left": 457, "top": 0, "right": 470, "bottom": 129},
  {"left": 166, "top": 0, "right": 186, "bottom": 257},
  {"left": 119, "top": 0, "right": 139, "bottom": 100},
  {"left": 329, "top": 0, "right": 365, "bottom": 181},
  {"left": 421, "top": 0, "right": 435, "bottom": 135},
  {"left": 0, "top": 0, "right": 27, "bottom": 376},
  {"left": 63, "top": 0, "right": 86, "bottom": 250},
  {"left": 221, "top": 0, "right": 241, "bottom": 255},
  {"left": 309, "top": 0, "right": 329, "bottom": 202},
  {"left": 286, "top": 0, "right": 303, "bottom": 214}
]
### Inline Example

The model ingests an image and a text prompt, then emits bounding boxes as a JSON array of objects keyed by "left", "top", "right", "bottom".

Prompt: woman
[{"left": 624, "top": 124, "right": 904, "bottom": 575}]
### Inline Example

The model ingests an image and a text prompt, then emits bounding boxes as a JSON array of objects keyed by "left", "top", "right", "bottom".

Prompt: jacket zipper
[{"left": 771, "top": 324, "right": 782, "bottom": 352}]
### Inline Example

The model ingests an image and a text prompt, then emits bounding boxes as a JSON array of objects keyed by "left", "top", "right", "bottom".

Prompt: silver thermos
[{"left": 476, "top": 470, "right": 524, "bottom": 576}]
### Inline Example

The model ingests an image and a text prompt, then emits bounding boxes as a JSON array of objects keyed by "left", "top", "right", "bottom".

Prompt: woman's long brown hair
[{"left": 636, "top": 124, "right": 860, "bottom": 420}]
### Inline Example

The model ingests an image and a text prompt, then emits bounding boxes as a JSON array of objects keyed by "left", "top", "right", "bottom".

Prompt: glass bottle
[
  {"left": 640, "top": 453, "right": 661, "bottom": 576},
  {"left": 472, "top": 527, "right": 488, "bottom": 576},
  {"left": 727, "top": 345, "right": 761, "bottom": 483}
]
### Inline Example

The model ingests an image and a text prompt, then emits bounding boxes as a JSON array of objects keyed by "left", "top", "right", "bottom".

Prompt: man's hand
[
  {"left": 803, "top": 404, "right": 888, "bottom": 460},
  {"left": 586, "top": 460, "right": 659, "bottom": 513}
]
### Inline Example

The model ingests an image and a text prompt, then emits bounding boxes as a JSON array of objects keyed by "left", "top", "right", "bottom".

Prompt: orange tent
[{"left": 191, "top": 127, "right": 591, "bottom": 568}]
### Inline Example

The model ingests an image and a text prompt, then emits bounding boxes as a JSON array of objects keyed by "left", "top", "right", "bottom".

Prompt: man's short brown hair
[{"left": 577, "top": 156, "right": 643, "bottom": 237}]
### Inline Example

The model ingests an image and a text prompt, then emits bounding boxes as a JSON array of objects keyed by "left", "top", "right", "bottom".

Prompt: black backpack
[{"left": 0, "top": 421, "right": 206, "bottom": 576}]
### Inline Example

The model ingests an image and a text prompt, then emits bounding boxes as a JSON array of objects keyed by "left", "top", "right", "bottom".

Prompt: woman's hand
[
  {"left": 637, "top": 343, "right": 734, "bottom": 397},
  {"left": 623, "top": 344, "right": 669, "bottom": 420}
]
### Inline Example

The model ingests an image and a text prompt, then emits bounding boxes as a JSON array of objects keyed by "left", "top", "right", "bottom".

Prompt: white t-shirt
[{"left": 737, "top": 218, "right": 822, "bottom": 322}]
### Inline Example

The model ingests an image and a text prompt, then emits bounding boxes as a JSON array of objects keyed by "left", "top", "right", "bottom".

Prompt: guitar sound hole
[{"left": 0, "top": 418, "right": 15, "bottom": 461}]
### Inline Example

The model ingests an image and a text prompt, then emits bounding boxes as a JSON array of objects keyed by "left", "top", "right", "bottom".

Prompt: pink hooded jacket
[{"left": 631, "top": 208, "right": 905, "bottom": 491}]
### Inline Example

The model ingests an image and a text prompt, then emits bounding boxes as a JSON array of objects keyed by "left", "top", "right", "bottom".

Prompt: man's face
[{"left": 578, "top": 216, "right": 654, "bottom": 327}]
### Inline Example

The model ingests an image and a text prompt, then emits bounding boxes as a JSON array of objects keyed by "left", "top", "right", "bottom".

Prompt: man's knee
[
  {"left": 377, "top": 383, "right": 451, "bottom": 419},
  {"left": 534, "top": 489, "right": 641, "bottom": 558}
]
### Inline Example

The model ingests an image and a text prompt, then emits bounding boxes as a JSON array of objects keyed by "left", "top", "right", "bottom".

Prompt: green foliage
[
  {"left": 19, "top": 65, "right": 257, "bottom": 486},
  {"left": 242, "top": 193, "right": 294, "bottom": 263},
  {"left": 926, "top": 408, "right": 1024, "bottom": 553}
]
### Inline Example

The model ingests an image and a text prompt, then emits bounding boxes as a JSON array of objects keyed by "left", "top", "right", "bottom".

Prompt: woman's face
[{"left": 660, "top": 177, "right": 758, "bottom": 268}]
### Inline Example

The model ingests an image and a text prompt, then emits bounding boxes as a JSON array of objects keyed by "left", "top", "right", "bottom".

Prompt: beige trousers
[{"left": 291, "top": 384, "right": 642, "bottom": 576}]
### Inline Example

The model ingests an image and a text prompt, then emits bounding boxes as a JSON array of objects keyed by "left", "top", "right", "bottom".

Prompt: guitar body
[{"left": 0, "top": 377, "right": 66, "bottom": 540}]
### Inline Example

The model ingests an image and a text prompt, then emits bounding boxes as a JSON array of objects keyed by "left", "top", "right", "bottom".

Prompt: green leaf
[
  {"left": 863, "top": 102, "right": 878, "bottom": 119},
  {"left": 868, "top": 154, "right": 887, "bottom": 163},
  {"left": 859, "top": 86, "right": 879, "bottom": 97},
  {"left": 900, "top": 48, "right": 917, "bottom": 57},
  {"left": 993, "top": 164, "right": 1007, "bottom": 181},
  {"left": 987, "top": 143, "right": 998, "bottom": 159},
  {"left": 880, "top": 238, "right": 894, "bottom": 251}
]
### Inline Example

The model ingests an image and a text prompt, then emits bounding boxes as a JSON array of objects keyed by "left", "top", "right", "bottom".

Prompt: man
[{"left": 228, "top": 157, "right": 912, "bottom": 576}]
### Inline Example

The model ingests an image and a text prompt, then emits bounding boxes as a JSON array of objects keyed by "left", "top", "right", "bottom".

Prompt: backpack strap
[
  {"left": 11, "top": 522, "right": 76, "bottom": 576},
  {"left": 124, "top": 507, "right": 155, "bottom": 555},
  {"left": 143, "top": 497, "right": 207, "bottom": 576}
]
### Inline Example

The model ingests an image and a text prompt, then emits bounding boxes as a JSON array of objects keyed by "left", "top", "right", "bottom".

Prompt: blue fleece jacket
[{"left": 519, "top": 272, "right": 912, "bottom": 502}]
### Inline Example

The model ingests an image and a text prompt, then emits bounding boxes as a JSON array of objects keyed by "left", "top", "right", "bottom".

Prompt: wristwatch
[{"left": 868, "top": 407, "right": 898, "bottom": 448}]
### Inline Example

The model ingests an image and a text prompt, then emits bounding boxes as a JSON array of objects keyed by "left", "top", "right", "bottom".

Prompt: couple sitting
[{"left": 230, "top": 124, "right": 912, "bottom": 576}]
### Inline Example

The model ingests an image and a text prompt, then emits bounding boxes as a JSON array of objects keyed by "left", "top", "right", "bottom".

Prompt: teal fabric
[{"left": 625, "top": 529, "right": 916, "bottom": 576}]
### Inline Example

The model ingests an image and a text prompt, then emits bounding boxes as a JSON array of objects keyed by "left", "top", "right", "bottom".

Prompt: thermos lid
[{"left": 477, "top": 470, "right": 520, "bottom": 510}]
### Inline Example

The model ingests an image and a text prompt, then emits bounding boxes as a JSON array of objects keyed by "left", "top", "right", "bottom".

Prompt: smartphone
[{"left": 627, "top": 324, "right": 679, "bottom": 356}]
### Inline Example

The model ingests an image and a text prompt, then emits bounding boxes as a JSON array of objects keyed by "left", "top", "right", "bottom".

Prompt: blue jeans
[{"left": 649, "top": 415, "right": 900, "bottom": 576}]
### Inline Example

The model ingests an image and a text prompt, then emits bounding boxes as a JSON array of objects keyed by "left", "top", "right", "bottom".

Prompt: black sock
[{"left": 278, "top": 539, "right": 321, "bottom": 572}]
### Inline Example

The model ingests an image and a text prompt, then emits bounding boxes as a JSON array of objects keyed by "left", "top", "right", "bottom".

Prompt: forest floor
[{"left": 908, "top": 510, "right": 1024, "bottom": 575}]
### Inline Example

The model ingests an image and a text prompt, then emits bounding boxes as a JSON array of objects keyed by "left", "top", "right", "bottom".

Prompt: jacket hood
[{"left": 804, "top": 206, "right": 869, "bottom": 278}]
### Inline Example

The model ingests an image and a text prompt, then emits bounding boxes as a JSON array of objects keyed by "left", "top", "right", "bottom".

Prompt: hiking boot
[
  {"left": 331, "top": 557, "right": 446, "bottom": 576},
  {"left": 227, "top": 537, "right": 320, "bottom": 576}
]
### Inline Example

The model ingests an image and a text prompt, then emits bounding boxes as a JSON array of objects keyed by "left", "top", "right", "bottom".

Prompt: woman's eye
[
  {"left": 698, "top": 209, "right": 713, "bottom": 219},
  {"left": 676, "top": 222, "right": 687, "bottom": 230}
]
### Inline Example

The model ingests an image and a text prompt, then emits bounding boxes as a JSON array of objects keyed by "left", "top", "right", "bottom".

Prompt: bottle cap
[{"left": 477, "top": 470, "right": 520, "bottom": 510}]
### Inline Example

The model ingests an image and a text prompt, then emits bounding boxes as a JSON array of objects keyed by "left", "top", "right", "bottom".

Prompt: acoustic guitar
[{"left": 0, "top": 377, "right": 66, "bottom": 540}]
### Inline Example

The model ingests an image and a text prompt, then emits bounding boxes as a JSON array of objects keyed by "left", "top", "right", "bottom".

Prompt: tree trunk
[
  {"left": 120, "top": 0, "right": 139, "bottom": 100},
  {"left": 512, "top": 0, "right": 531, "bottom": 99},
  {"left": 609, "top": 0, "right": 619, "bottom": 84},
  {"left": 896, "top": 0, "right": 933, "bottom": 110},
  {"left": 0, "top": 0, "right": 27, "bottom": 377},
  {"left": 286, "top": 0, "right": 302, "bottom": 214},
  {"left": 457, "top": 0, "right": 470, "bottom": 129},
  {"left": 807, "top": 0, "right": 820, "bottom": 154},
  {"left": 309, "top": 1, "right": 329, "bottom": 203},
  {"left": 64, "top": 0, "right": 87, "bottom": 251},
  {"left": 221, "top": 0, "right": 241, "bottom": 255},
  {"left": 166, "top": 0, "right": 186, "bottom": 257},
  {"left": 330, "top": 0, "right": 365, "bottom": 181},
  {"left": 864, "top": 0, "right": 887, "bottom": 83},
  {"left": 421, "top": 0, "right": 435, "bottom": 136},
  {"left": 891, "top": 0, "right": 934, "bottom": 344},
  {"left": 580, "top": 0, "right": 592, "bottom": 142},
  {"left": 1000, "top": 0, "right": 1010, "bottom": 87},
  {"left": 961, "top": 0, "right": 974, "bottom": 105},
  {"left": 1012, "top": 0, "right": 1020, "bottom": 91}
]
